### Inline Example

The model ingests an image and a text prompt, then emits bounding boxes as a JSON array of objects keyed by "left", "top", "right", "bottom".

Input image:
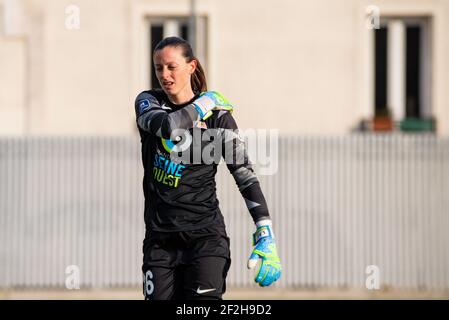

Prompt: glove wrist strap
[{"left": 252, "top": 225, "right": 273, "bottom": 246}]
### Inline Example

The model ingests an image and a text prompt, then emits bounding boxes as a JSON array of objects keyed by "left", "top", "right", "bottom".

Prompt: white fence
[{"left": 0, "top": 134, "right": 448, "bottom": 290}]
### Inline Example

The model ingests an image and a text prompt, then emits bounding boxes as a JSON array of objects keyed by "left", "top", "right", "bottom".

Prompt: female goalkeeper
[{"left": 135, "top": 36, "right": 281, "bottom": 300}]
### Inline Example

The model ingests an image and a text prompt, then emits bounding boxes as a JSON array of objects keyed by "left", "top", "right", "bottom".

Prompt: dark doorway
[
  {"left": 374, "top": 27, "right": 388, "bottom": 115},
  {"left": 406, "top": 26, "right": 421, "bottom": 118},
  {"left": 150, "top": 25, "right": 163, "bottom": 89}
]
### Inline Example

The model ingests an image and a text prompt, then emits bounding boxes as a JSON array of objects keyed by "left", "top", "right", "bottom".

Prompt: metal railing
[{"left": 0, "top": 134, "right": 448, "bottom": 290}]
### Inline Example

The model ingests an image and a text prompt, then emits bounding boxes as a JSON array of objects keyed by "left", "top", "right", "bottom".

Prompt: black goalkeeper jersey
[{"left": 135, "top": 89, "right": 270, "bottom": 232}]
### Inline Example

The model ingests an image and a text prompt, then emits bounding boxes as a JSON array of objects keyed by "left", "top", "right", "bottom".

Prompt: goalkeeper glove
[
  {"left": 247, "top": 220, "right": 282, "bottom": 287},
  {"left": 192, "top": 91, "right": 234, "bottom": 120}
]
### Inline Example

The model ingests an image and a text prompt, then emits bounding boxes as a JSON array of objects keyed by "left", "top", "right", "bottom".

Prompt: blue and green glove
[
  {"left": 247, "top": 220, "right": 282, "bottom": 287},
  {"left": 193, "top": 91, "right": 234, "bottom": 120}
]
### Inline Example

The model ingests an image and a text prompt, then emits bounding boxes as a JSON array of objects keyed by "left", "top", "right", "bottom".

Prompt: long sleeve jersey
[{"left": 134, "top": 89, "right": 270, "bottom": 232}]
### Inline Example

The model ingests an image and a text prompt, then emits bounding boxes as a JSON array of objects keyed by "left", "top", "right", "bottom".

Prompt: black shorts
[{"left": 142, "top": 225, "right": 231, "bottom": 300}]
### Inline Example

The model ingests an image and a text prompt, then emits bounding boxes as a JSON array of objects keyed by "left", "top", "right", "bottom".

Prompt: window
[{"left": 373, "top": 17, "right": 433, "bottom": 132}]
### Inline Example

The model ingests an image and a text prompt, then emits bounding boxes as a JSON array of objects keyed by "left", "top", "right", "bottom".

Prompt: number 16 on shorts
[{"left": 143, "top": 270, "right": 154, "bottom": 299}]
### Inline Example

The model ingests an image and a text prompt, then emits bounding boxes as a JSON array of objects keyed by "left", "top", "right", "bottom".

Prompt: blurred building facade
[{"left": 1, "top": 0, "right": 449, "bottom": 136}]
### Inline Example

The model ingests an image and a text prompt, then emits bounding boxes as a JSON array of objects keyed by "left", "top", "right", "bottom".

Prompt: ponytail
[{"left": 191, "top": 59, "right": 207, "bottom": 93}]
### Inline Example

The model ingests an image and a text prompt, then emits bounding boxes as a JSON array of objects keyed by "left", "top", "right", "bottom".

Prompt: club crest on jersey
[
  {"left": 160, "top": 130, "right": 193, "bottom": 154},
  {"left": 193, "top": 121, "right": 208, "bottom": 129},
  {"left": 161, "top": 138, "right": 175, "bottom": 153}
]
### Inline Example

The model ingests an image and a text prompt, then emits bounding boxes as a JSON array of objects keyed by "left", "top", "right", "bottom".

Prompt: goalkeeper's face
[{"left": 153, "top": 46, "right": 197, "bottom": 99}]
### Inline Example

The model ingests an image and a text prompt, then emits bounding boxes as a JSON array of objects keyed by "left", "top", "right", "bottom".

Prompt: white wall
[{"left": 0, "top": 0, "right": 448, "bottom": 135}]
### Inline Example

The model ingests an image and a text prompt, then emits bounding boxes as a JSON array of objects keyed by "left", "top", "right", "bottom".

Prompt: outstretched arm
[{"left": 217, "top": 110, "right": 282, "bottom": 287}]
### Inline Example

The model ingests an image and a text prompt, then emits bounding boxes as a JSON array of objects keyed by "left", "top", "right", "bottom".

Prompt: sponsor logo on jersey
[
  {"left": 196, "top": 287, "right": 216, "bottom": 294},
  {"left": 152, "top": 153, "right": 186, "bottom": 188}
]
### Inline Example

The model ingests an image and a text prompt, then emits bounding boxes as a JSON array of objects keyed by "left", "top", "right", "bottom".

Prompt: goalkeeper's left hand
[
  {"left": 247, "top": 221, "right": 282, "bottom": 287},
  {"left": 193, "top": 91, "right": 234, "bottom": 120}
]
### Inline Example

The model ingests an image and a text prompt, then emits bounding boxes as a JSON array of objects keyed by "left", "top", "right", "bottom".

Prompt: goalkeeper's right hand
[{"left": 193, "top": 91, "right": 234, "bottom": 120}]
